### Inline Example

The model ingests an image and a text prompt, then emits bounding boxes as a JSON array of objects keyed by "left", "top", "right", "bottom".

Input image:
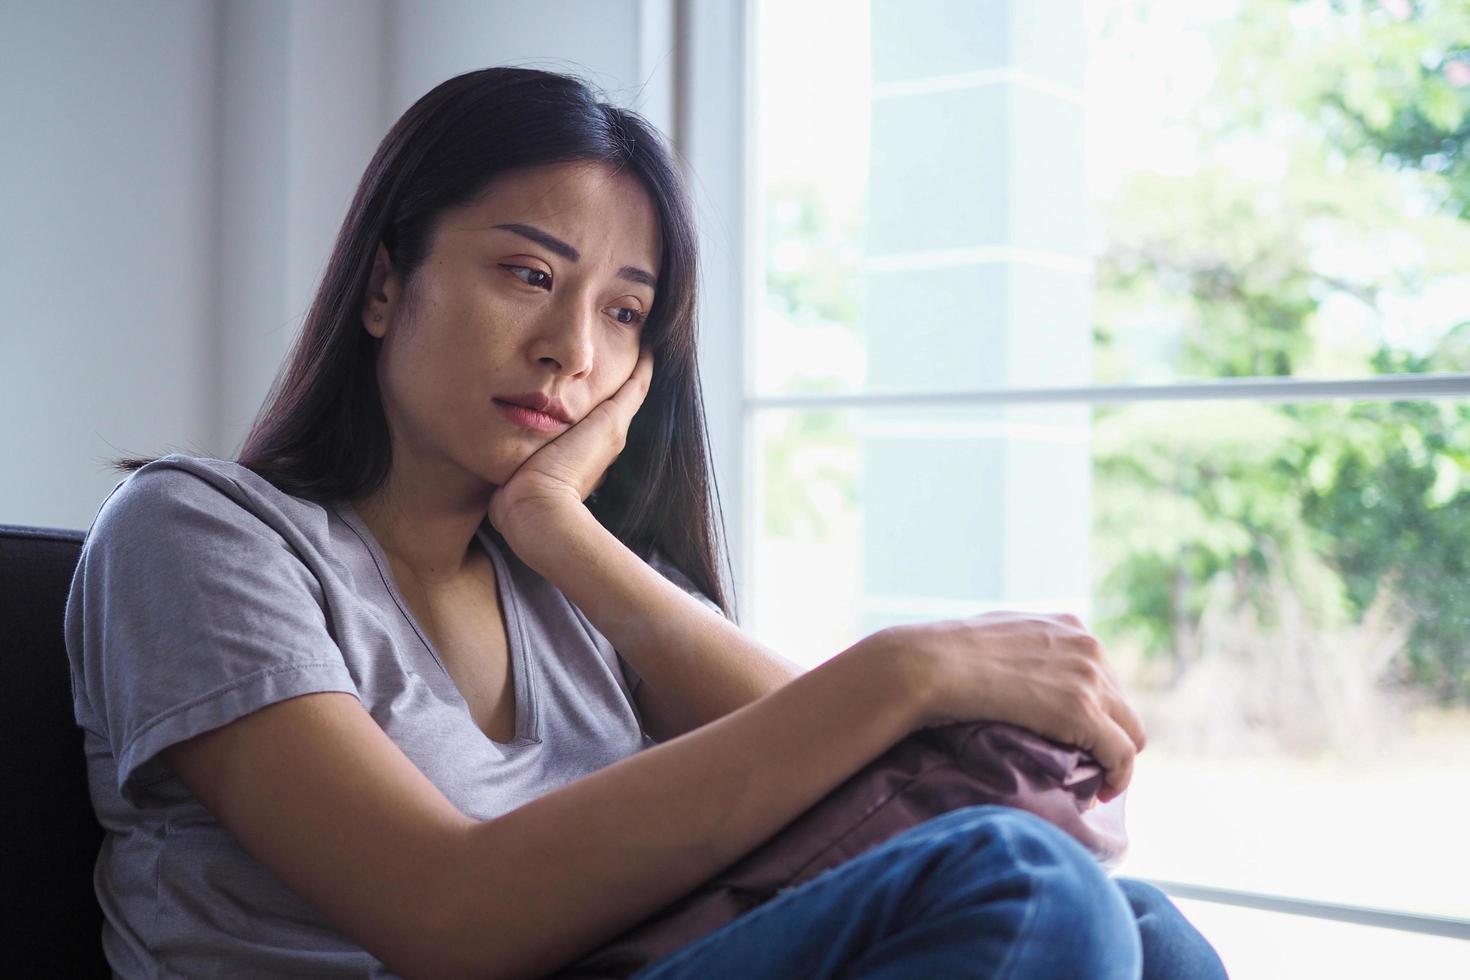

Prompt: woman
[{"left": 66, "top": 67, "right": 1226, "bottom": 978}]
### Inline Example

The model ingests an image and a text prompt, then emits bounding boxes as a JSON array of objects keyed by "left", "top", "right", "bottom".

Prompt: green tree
[
  {"left": 759, "top": 183, "right": 864, "bottom": 542},
  {"left": 1093, "top": 0, "right": 1470, "bottom": 701}
]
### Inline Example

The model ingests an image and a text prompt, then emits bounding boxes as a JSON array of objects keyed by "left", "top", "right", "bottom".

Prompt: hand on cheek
[{"left": 488, "top": 348, "right": 656, "bottom": 541}]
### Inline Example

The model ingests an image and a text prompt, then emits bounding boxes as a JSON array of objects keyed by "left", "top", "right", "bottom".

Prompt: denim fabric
[
  {"left": 630, "top": 806, "right": 1229, "bottom": 980},
  {"left": 1115, "top": 877, "right": 1231, "bottom": 980}
]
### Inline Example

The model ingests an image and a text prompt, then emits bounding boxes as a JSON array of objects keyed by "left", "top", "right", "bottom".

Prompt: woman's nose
[{"left": 533, "top": 300, "right": 596, "bottom": 376}]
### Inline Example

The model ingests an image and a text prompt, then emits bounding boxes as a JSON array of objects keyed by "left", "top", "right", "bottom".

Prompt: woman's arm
[
  {"left": 163, "top": 629, "right": 926, "bottom": 980},
  {"left": 633, "top": 629, "right": 802, "bottom": 740},
  {"left": 164, "top": 600, "right": 1138, "bottom": 980},
  {"left": 486, "top": 350, "right": 803, "bottom": 740},
  {"left": 543, "top": 512, "right": 803, "bottom": 740}
]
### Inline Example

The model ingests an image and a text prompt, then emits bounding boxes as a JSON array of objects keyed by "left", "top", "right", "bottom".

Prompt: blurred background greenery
[
  {"left": 759, "top": 0, "right": 1470, "bottom": 749},
  {"left": 1091, "top": 0, "right": 1470, "bottom": 717}
]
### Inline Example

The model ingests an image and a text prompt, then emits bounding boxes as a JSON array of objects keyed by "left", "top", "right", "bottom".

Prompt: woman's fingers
[
  {"left": 585, "top": 349, "right": 655, "bottom": 449},
  {"left": 605, "top": 348, "right": 654, "bottom": 414},
  {"left": 1077, "top": 655, "right": 1143, "bottom": 797},
  {"left": 1086, "top": 710, "right": 1138, "bottom": 802},
  {"left": 1094, "top": 661, "right": 1147, "bottom": 753},
  {"left": 535, "top": 350, "right": 654, "bottom": 495},
  {"left": 899, "top": 611, "right": 1147, "bottom": 802},
  {"left": 490, "top": 350, "right": 658, "bottom": 534},
  {"left": 576, "top": 351, "right": 654, "bottom": 497},
  {"left": 1108, "top": 684, "right": 1148, "bottom": 754},
  {"left": 630, "top": 346, "right": 655, "bottom": 392},
  {"left": 1062, "top": 618, "right": 1147, "bottom": 756}
]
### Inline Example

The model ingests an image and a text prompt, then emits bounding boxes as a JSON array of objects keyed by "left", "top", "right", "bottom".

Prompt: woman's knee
[
  {"left": 914, "top": 805, "right": 1112, "bottom": 883},
  {"left": 1114, "top": 878, "right": 1230, "bottom": 979},
  {"left": 1116, "top": 878, "right": 1175, "bottom": 919},
  {"left": 895, "top": 806, "right": 1143, "bottom": 974}
]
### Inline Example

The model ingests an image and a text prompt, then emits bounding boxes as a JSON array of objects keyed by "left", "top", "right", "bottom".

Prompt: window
[{"left": 743, "top": 0, "right": 1470, "bottom": 974}]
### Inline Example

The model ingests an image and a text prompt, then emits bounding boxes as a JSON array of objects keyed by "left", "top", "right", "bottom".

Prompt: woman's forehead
[{"left": 458, "top": 161, "right": 662, "bottom": 271}]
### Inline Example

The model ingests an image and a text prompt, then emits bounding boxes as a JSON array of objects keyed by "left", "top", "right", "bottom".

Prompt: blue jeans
[{"left": 630, "top": 805, "right": 1229, "bottom": 979}]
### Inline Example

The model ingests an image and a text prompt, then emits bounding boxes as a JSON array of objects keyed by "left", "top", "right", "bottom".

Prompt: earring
[{"left": 373, "top": 314, "right": 382, "bottom": 322}]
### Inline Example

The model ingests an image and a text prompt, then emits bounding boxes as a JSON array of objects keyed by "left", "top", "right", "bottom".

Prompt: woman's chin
[{"left": 477, "top": 444, "right": 537, "bottom": 487}]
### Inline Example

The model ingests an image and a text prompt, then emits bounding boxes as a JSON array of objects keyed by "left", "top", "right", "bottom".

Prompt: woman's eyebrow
[{"left": 492, "top": 222, "right": 657, "bottom": 289}]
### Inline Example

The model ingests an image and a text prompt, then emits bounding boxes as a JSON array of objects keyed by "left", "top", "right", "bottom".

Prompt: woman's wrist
[
  {"left": 497, "top": 497, "right": 599, "bottom": 572},
  {"left": 841, "top": 626, "right": 937, "bottom": 735}
]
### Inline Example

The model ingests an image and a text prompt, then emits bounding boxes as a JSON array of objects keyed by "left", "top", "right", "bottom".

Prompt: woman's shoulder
[{"left": 88, "top": 453, "right": 335, "bottom": 553}]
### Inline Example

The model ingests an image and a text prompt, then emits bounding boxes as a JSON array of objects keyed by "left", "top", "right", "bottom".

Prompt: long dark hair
[{"left": 114, "top": 67, "right": 734, "bottom": 617}]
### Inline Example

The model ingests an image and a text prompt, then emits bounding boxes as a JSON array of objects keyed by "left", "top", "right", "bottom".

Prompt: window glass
[
  {"left": 754, "top": 0, "right": 1470, "bottom": 396},
  {"left": 752, "top": 399, "right": 1470, "bottom": 922},
  {"left": 752, "top": 4, "right": 1470, "bottom": 962}
]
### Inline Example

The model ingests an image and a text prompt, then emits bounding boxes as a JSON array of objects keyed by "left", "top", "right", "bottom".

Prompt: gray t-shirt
[{"left": 64, "top": 453, "right": 721, "bottom": 978}]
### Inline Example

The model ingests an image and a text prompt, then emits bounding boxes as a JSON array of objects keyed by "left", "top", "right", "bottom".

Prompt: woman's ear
[{"left": 362, "top": 242, "right": 399, "bottom": 339}]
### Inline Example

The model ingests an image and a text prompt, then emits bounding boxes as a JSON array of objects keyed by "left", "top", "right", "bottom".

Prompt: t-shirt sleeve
[
  {"left": 66, "top": 466, "right": 360, "bottom": 809},
  {"left": 615, "top": 551, "right": 728, "bottom": 695}
]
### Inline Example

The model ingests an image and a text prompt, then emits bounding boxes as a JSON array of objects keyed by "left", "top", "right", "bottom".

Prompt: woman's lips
[{"left": 494, "top": 399, "right": 570, "bottom": 432}]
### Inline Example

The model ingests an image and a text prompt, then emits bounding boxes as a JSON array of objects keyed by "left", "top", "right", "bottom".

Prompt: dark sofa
[{"left": 2, "top": 523, "right": 109, "bottom": 975}]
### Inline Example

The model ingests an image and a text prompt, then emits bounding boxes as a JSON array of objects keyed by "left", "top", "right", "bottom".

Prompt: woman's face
[{"left": 364, "top": 160, "right": 662, "bottom": 490}]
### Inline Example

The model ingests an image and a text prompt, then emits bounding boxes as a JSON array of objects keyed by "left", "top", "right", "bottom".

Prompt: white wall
[
  {"left": 213, "top": 0, "right": 388, "bottom": 447},
  {"left": 0, "top": 0, "right": 688, "bottom": 532},
  {"left": 384, "top": 0, "right": 673, "bottom": 132},
  {"left": 1, "top": 0, "right": 218, "bottom": 530}
]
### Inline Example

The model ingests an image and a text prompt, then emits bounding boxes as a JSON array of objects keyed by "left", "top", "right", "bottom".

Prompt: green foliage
[
  {"left": 1315, "top": 0, "right": 1470, "bottom": 216},
  {"left": 764, "top": 182, "right": 866, "bottom": 329},
  {"left": 755, "top": 0, "right": 1470, "bottom": 702},
  {"left": 1094, "top": 0, "right": 1470, "bottom": 701},
  {"left": 759, "top": 185, "right": 864, "bottom": 543},
  {"left": 1295, "top": 338, "right": 1470, "bottom": 699},
  {"left": 1095, "top": 167, "right": 1322, "bottom": 379},
  {"left": 760, "top": 410, "right": 857, "bottom": 541}
]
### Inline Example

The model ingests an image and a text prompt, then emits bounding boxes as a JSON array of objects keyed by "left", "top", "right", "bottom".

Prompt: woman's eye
[
  {"left": 503, "top": 265, "right": 551, "bottom": 289},
  {"left": 609, "top": 306, "right": 648, "bottom": 327}
]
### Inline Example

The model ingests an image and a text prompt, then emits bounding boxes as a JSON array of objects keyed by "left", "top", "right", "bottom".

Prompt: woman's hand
[
  {"left": 488, "top": 348, "right": 655, "bottom": 544},
  {"left": 864, "top": 612, "right": 1148, "bottom": 802}
]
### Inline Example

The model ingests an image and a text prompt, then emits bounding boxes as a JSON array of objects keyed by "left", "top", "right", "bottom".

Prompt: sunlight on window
[{"left": 753, "top": 1, "right": 1470, "bottom": 975}]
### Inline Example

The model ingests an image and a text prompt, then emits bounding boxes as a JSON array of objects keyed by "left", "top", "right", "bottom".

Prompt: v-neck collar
[{"left": 332, "top": 500, "right": 540, "bottom": 746}]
